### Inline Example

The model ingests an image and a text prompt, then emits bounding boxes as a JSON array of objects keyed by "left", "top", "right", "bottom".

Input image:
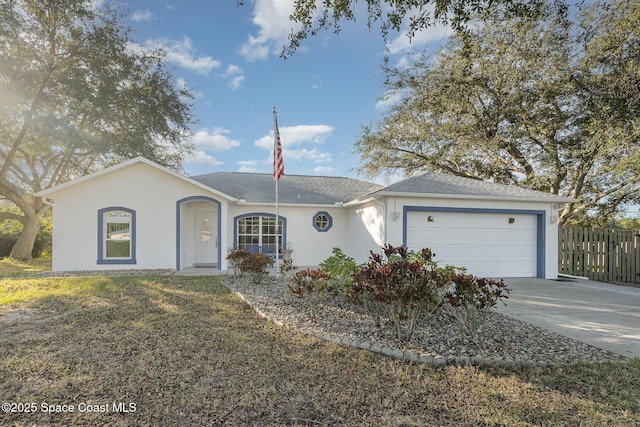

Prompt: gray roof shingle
[
  {"left": 190, "top": 170, "right": 576, "bottom": 204},
  {"left": 365, "top": 171, "right": 576, "bottom": 202},
  {"left": 190, "top": 172, "right": 383, "bottom": 204}
]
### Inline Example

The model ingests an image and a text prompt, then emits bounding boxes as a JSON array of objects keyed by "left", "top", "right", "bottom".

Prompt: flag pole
[{"left": 273, "top": 106, "right": 280, "bottom": 278}]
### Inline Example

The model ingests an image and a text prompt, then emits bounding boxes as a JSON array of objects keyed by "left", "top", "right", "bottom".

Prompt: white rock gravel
[{"left": 224, "top": 275, "right": 628, "bottom": 367}]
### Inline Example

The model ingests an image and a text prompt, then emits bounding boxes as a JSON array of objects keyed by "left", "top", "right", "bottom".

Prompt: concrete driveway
[{"left": 496, "top": 278, "right": 640, "bottom": 359}]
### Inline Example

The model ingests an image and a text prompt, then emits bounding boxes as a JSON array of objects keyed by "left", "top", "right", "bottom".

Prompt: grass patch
[
  {"left": 1, "top": 273, "right": 639, "bottom": 426},
  {"left": 0, "top": 276, "right": 119, "bottom": 306},
  {"left": 0, "top": 257, "right": 51, "bottom": 278}
]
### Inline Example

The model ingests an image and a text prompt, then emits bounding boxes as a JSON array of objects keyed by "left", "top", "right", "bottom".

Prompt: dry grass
[
  {"left": 0, "top": 257, "right": 51, "bottom": 277},
  {"left": 0, "top": 267, "right": 639, "bottom": 426}
]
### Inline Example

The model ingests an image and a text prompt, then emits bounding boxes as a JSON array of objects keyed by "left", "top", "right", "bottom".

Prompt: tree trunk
[{"left": 9, "top": 213, "right": 40, "bottom": 260}]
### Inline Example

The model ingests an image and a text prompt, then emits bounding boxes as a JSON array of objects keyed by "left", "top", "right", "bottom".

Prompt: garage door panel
[{"left": 406, "top": 211, "right": 537, "bottom": 278}]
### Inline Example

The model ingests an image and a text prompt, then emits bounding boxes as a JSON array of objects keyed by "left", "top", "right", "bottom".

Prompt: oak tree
[
  {"left": 0, "top": 0, "right": 195, "bottom": 259},
  {"left": 354, "top": 0, "right": 640, "bottom": 224}
]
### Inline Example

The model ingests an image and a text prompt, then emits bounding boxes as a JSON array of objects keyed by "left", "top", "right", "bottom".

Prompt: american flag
[{"left": 273, "top": 116, "right": 284, "bottom": 181}]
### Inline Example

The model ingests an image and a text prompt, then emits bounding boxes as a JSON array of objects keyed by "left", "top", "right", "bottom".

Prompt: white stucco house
[{"left": 36, "top": 157, "right": 576, "bottom": 279}]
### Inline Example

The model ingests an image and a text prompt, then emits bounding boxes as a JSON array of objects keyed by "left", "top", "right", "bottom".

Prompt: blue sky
[{"left": 120, "top": 0, "right": 451, "bottom": 181}]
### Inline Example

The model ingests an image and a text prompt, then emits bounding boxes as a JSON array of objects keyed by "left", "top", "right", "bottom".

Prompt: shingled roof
[
  {"left": 36, "top": 157, "right": 575, "bottom": 205},
  {"left": 190, "top": 172, "right": 383, "bottom": 204},
  {"left": 364, "top": 171, "right": 576, "bottom": 202},
  {"left": 190, "top": 170, "right": 576, "bottom": 205}
]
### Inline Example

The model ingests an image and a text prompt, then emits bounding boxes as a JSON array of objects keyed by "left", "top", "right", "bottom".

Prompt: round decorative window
[{"left": 312, "top": 211, "right": 332, "bottom": 232}]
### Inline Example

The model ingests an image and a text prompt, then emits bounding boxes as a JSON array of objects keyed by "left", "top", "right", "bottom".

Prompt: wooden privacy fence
[{"left": 559, "top": 227, "right": 640, "bottom": 283}]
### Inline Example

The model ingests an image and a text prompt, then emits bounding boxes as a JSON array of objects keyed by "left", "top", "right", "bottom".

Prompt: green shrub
[
  {"left": 319, "top": 247, "right": 359, "bottom": 297},
  {"left": 0, "top": 228, "right": 20, "bottom": 258}
]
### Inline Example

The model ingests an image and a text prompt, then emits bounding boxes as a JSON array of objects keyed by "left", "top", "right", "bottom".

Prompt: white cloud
[
  {"left": 394, "top": 55, "right": 412, "bottom": 70},
  {"left": 176, "top": 77, "right": 204, "bottom": 100},
  {"left": 310, "top": 74, "right": 323, "bottom": 90},
  {"left": 238, "top": 36, "right": 271, "bottom": 62},
  {"left": 131, "top": 10, "right": 154, "bottom": 22},
  {"left": 225, "top": 64, "right": 243, "bottom": 75},
  {"left": 284, "top": 148, "right": 332, "bottom": 163},
  {"left": 176, "top": 77, "right": 187, "bottom": 89},
  {"left": 132, "top": 42, "right": 241, "bottom": 92},
  {"left": 229, "top": 76, "right": 245, "bottom": 90},
  {"left": 191, "top": 128, "right": 242, "bottom": 151},
  {"left": 137, "top": 36, "right": 221, "bottom": 75},
  {"left": 89, "top": 0, "right": 105, "bottom": 10},
  {"left": 385, "top": 5, "right": 452, "bottom": 55},
  {"left": 237, "top": 160, "right": 260, "bottom": 172},
  {"left": 375, "top": 89, "right": 406, "bottom": 110},
  {"left": 386, "top": 25, "right": 451, "bottom": 54},
  {"left": 284, "top": 124, "right": 334, "bottom": 145},
  {"left": 255, "top": 124, "right": 334, "bottom": 149},
  {"left": 187, "top": 151, "right": 223, "bottom": 169},
  {"left": 223, "top": 65, "right": 245, "bottom": 90},
  {"left": 313, "top": 165, "right": 334, "bottom": 174},
  {"left": 254, "top": 123, "right": 335, "bottom": 169},
  {"left": 239, "top": 0, "right": 300, "bottom": 61}
]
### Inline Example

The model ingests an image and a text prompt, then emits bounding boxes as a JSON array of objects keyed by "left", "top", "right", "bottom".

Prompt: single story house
[{"left": 37, "top": 157, "right": 576, "bottom": 278}]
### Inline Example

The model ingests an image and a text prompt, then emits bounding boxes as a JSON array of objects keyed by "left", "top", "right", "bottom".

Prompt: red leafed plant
[
  {"left": 443, "top": 273, "right": 510, "bottom": 342},
  {"left": 349, "top": 244, "right": 452, "bottom": 342},
  {"left": 226, "top": 249, "right": 250, "bottom": 277},
  {"left": 238, "top": 253, "right": 274, "bottom": 284},
  {"left": 288, "top": 269, "right": 333, "bottom": 319}
]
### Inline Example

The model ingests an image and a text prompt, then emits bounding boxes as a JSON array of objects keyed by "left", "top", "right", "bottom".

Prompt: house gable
[
  {"left": 37, "top": 157, "right": 235, "bottom": 201},
  {"left": 41, "top": 158, "right": 231, "bottom": 272}
]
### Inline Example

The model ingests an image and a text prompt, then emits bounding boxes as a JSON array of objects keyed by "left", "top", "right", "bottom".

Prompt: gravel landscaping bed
[{"left": 224, "top": 274, "right": 628, "bottom": 367}]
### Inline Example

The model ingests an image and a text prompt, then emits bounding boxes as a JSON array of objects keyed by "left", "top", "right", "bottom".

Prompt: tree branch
[{"left": 0, "top": 211, "right": 25, "bottom": 223}]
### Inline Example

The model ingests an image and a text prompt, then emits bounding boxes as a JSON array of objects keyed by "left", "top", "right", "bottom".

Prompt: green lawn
[
  {"left": 1, "top": 261, "right": 639, "bottom": 426},
  {"left": 0, "top": 257, "right": 51, "bottom": 278}
]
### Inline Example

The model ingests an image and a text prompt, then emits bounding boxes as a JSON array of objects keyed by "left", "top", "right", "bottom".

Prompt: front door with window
[{"left": 194, "top": 211, "right": 217, "bottom": 267}]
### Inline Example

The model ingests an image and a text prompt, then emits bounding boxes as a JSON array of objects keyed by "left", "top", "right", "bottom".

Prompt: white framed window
[
  {"left": 235, "top": 214, "right": 286, "bottom": 255},
  {"left": 98, "top": 207, "right": 136, "bottom": 264}
]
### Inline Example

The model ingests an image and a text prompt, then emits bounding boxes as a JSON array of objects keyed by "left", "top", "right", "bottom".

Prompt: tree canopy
[
  {"left": 0, "top": 0, "right": 196, "bottom": 258},
  {"left": 354, "top": 0, "right": 640, "bottom": 224},
  {"left": 242, "top": 0, "right": 564, "bottom": 57}
]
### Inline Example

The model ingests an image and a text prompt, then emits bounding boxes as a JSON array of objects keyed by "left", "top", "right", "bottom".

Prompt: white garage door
[{"left": 406, "top": 211, "right": 537, "bottom": 278}]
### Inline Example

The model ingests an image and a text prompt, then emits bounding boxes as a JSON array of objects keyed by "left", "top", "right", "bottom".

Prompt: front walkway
[
  {"left": 174, "top": 267, "right": 227, "bottom": 276},
  {"left": 497, "top": 278, "right": 640, "bottom": 358},
  {"left": 174, "top": 266, "right": 318, "bottom": 276}
]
